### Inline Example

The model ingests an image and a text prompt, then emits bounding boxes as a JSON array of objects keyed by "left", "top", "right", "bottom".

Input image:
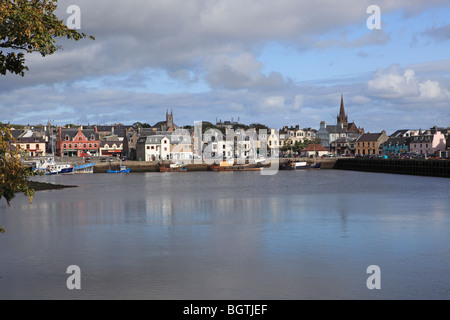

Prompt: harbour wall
[{"left": 334, "top": 158, "right": 450, "bottom": 178}]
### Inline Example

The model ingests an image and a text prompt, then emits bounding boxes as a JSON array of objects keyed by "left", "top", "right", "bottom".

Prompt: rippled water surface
[{"left": 1, "top": 170, "right": 449, "bottom": 299}]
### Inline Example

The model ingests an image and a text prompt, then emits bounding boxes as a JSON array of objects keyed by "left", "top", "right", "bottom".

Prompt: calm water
[{"left": 0, "top": 170, "right": 449, "bottom": 300}]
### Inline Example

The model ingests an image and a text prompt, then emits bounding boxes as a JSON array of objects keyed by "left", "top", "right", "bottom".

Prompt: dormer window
[{"left": 65, "top": 135, "right": 70, "bottom": 141}]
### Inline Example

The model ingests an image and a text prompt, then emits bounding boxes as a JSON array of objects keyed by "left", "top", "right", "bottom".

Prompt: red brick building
[{"left": 56, "top": 126, "right": 100, "bottom": 157}]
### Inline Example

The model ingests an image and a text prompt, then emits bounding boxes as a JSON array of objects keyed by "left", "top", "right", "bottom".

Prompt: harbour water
[{"left": 0, "top": 170, "right": 449, "bottom": 299}]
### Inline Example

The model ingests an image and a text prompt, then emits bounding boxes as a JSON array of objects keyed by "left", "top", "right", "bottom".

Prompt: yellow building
[{"left": 356, "top": 131, "right": 388, "bottom": 156}]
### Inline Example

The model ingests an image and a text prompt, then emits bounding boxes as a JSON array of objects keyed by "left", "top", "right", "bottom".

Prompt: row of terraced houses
[{"left": 7, "top": 97, "right": 450, "bottom": 160}]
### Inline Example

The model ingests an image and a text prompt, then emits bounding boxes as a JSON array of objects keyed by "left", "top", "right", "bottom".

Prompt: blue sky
[{"left": 1, "top": 0, "right": 450, "bottom": 134}]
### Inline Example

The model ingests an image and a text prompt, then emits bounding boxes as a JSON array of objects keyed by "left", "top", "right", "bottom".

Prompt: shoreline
[{"left": 27, "top": 181, "right": 78, "bottom": 192}]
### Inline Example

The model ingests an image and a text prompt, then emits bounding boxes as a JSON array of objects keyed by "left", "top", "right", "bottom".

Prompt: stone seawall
[{"left": 335, "top": 158, "right": 450, "bottom": 178}]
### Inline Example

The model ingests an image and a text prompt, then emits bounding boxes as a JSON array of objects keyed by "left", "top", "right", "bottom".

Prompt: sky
[{"left": 1, "top": 0, "right": 450, "bottom": 134}]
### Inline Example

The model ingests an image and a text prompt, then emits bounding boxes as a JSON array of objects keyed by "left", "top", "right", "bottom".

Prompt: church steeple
[
  {"left": 339, "top": 94, "right": 345, "bottom": 117},
  {"left": 337, "top": 94, "right": 348, "bottom": 130}
]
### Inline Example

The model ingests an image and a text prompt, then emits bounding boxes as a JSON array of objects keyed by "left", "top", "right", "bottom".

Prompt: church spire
[
  {"left": 339, "top": 94, "right": 345, "bottom": 118},
  {"left": 337, "top": 94, "right": 348, "bottom": 131}
]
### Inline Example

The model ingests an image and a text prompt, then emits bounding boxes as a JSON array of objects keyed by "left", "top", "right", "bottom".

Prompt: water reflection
[{"left": 1, "top": 171, "right": 449, "bottom": 299}]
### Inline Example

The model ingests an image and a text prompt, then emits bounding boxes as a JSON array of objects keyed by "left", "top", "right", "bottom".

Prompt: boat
[
  {"left": 207, "top": 161, "right": 264, "bottom": 172},
  {"left": 32, "top": 157, "right": 74, "bottom": 175},
  {"left": 45, "top": 163, "right": 75, "bottom": 175},
  {"left": 159, "top": 162, "right": 187, "bottom": 172},
  {"left": 280, "top": 160, "right": 321, "bottom": 170},
  {"left": 107, "top": 165, "right": 131, "bottom": 173},
  {"left": 73, "top": 162, "right": 95, "bottom": 174}
]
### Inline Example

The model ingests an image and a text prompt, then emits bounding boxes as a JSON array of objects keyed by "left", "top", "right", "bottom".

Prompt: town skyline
[{"left": 1, "top": 1, "right": 450, "bottom": 133}]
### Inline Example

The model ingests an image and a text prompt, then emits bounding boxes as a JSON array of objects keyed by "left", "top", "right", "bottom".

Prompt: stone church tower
[{"left": 166, "top": 109, "right": 174, "bottom": 128}]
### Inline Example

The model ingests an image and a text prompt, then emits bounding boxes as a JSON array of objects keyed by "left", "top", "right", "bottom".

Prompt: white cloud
[
  {"left": 419, "top": 80, "right": 449, "bottom": 100},
  {"left": 367, "top": 65, "right": 450, "bottom": 103},
  {"left": 205, "top": 52, "right": 287, "bottom": 90},
  {"left": 293, "top": 95, "right": 303, "bottom": 111}
]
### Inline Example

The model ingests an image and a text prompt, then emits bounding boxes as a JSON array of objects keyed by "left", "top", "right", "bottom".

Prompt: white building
[{"left": 137, "top": 134, "right": 193, "bottom": 162}]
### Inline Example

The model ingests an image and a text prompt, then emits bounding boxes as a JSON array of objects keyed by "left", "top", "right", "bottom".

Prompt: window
[
  {"left": 79, "top": 137, "right": 82, "bottom": 141},
  {"left": 151, "top": 146, "right": 155, "bottom": 150},
  {"left": 74, "top": 144, "right": 77, "bottom": 148},
  {"left": 36, "top": 144, "right": 39, "bottom": 149},
  {"left": 164, "top": 147, "right": 167, "bottom": 151},
  {"left": 26, "top": 144, "right": 30, "bottom": 149},
  {"left": 69, "top": 144, "right": 72, "bottom": 149},
  {"left": 63, "top": 144, "right": 66, "bottom": 149},
  {"left": 65, "top": 135, "right": 70, "bottom": 141},
  {"left": 83, "top": 144, "right": 87, "bottom": 148},
  {"left": 89, "top": 144, "right": 92, "bottom": 148}
]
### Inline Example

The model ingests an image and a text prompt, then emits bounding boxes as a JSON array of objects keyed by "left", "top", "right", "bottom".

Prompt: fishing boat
[
  {"left": 45, "top": 163, "right": 75, "bottom": 175},
  {"left": 73, "top": 162, "right": 95, "bottom": 174},
  {"left": 32, "top": 157, "right": 74, "bottom": 175}
]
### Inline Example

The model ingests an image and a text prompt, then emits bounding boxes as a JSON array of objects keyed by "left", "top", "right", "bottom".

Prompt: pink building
[{"left": 409, "top": 127, "right": 446, "bottom": 156}]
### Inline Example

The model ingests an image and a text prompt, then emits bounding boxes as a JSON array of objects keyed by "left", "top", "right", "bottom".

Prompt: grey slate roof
[{"left": 357, "top": 133, "right": 383, "bottom": 142}]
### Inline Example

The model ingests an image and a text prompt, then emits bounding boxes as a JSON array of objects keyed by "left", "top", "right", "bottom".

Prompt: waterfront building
[
  {"left": 300, "top": 144, "right": 329, "bottom": 158},
  {"left": 267, "top": 129, "right": 287, "bottom": 157},
  {"left": 136, "top": 134, "right": 193, "bottom": 162},
  {"left": 10, "top": 137, "right": 47, "bottom": 157},
  {"left": 330, "top": 137, "right": 357, "bottom": 155},
  {"left": 409, "top": 127, "right": 446, "bottom": 156},
  {"left": 123, "top": 129, "right": 138, "bottom": 160},
  {"left": 99, "top": 141, "right": 123, "bottom": 157},
  {"left": 280, "top": 125, "right": 309, "bottom": 144},
  {"left": 316, "top": 121, "right": 348, "bottom": 150},
  {"left": 56, "top": 126, "right": 100, "bottom": 157},
  {"left": 355, "top": 131, "right": 388, "bottom": 155},
  {"left": 381, "top": 137, "right": 410, "bottom": 155}
]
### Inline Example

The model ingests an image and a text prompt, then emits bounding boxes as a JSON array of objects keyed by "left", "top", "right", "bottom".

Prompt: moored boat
[
  {"left": 32, "top": 157, "right": 74, "bottom": 175},
  {"left": 73, "top": 162, "right": 95, "bottom": 174},
  {"left": 280, "top": 160, "right": 321, "bottom": 170},
  {"left": 159, "top": 162, "right": 187, "bottom": 172},
  {"left": 207, "top": 161, "right": 264, "bottom": 172},
  {"left": 107, "top": 165, "right": 130, "bottom": 173}
]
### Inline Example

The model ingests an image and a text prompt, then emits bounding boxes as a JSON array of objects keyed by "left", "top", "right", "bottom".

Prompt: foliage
[
  {"left": 249, "top": 123, "right": 270, "bottom": 131},
  {"left": 201, "top": 122, "right": 225, "bottom": 134},
  {"left": 0, "top": 123, "right": 35, "bottom": 206},
  {"left": 282, "top": 137, "right": 323, "bottom": 153},
  {"left": 0, "top": 0, "right": 94, "bottom": 76}
]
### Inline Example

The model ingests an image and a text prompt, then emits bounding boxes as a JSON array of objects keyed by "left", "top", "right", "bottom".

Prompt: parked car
[
  {"left": 100, "top": 157, "right": 107, "bottom": 162},
  {"left": 108, "top": 157, "right": 114, "bottom": 162},
  {"left": 84, "top": 157, "right": 91, "bottom": 163}
]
